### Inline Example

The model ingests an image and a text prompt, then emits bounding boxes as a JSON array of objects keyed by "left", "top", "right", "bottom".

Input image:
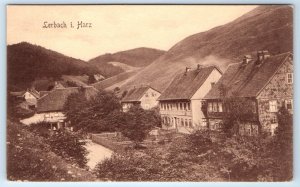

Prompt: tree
[
  {"left": 88, "top": 75, "right": 96, "bottom": 84},
  {"left": 266, "top": 106, "right": 293, "bottom": 181},
  {"left": 221, "top": 97, "right": 257, "bottom": 137},
  {"left": 113, "top": 87, "right": 120, "bottom": 93},
  {"left": 64, "top": 90, "right": 122, "bottom": 133},
  {"left": 119, "top": 106, "right": 159, "bottom": 147},
  {"left": 49, "top": 130, "right": 88, "bottom": 168}
]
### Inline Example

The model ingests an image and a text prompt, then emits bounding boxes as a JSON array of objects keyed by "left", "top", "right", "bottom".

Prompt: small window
[
  {"left": 187, "top": 103, "right": 191, "bottom": 110},
  {"left": 145, "top": 93, "right": 149, "bottom": 97},
  {"left": 287, "top": 73, "right": 293, "bottom": 84},
  {"left": 211, "top": 82, "right": 215, "bottom": 88},
  {"left": 208, "top": 103, "right": 213, "bottom": 112},
  {"left": 271, "top": 115, "right": 277, "bottom": 124},
  {"left": 176, "top": 103, "right": 179, "bottom": 110},
  {"left": 185, "top": 119, "right": 188, "bottom": 127},
  {"left": 180, "top": 103, "right": 183, "bottom": 110},
  {"left": 269, "top": 100, "right": 278, "bottom": 112},
  {"left": 246, "top": 128, "right": 251, "bottom": 136},
  {"left": 152, "top": 92, "right": 156, "bottom": 97},
  {"left": 184, "top": 103, "right": 187, "bottom": 110},
  {"left": 181, "top": 119, "right": 184, "bottom": 126},
  {"left": 188, "top": 119, "right": 192, "bottom": 127},
  {"left": 286, "top": 99, "right": 293, "bottom": 110},
  {"left": 218, "top": 102, "right": 223, "bottom": 112},
  {"left": 252, "top": 125, "right": 258, "bottom": 135},
  {"left": 213, "top": 102, "right": 218, "bottom": 112},
  {"left": 210, "top": 124, "right": 215, "bottom": 130}
]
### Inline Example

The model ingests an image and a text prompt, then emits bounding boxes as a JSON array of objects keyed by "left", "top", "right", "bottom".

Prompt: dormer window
[{"left": 287, "top": 73, "right": 293, "bottom": 84}]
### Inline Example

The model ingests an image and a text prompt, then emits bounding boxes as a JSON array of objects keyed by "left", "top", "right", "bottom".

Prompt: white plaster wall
[
  {"left": 139, "top": 88, "right": 161, "bottom": 110},
  {"left": 191, "top": 99, "right": 203, "bottom": 128},
  {"left": 21, "top": 112, "right": 66, "bottom": 125},
  {"left": 191, "top": 68, "right": 222, "bottom": 99},
  {"left": 190, "top": 68, "right": 222, "bottom": 127}
]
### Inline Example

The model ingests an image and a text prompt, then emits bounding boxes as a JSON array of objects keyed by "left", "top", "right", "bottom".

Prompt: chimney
[
  {"left": 242, "top": 55, "right": 252, "bottom": 65},
  {"left": 257, "top": 50, "right": 270, "bottom": 64},
  {"left": 197, "top": 64, "right": 202, "bottom": 70}
]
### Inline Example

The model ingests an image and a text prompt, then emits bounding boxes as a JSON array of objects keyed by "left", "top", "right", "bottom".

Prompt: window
[
  {"left": 152, "top": 92, "right": 156, "bottom": 97},
  {"left": 183, "top": 103, "right": 186, "bottom": 110},
  {"left": 176, "top": 103, "right": 179, "bottom": 110},
  {"left": 269, "top": 100, "right": 278, "bottom": 112},
  {"left": 215, "top": 122, "right": 221, "bottom": 130},
  {"left": 189, "top": 119, "right": 192, "bottom": 128},
  {"left": 181, "top": 118, "right": 184, "bottom": 126},
  {"left": 180, "top": 103, "right": 183, "bottom": 110},
  {"left": 213, "top": 102, "right": 218, "bottom": 112},
  {"left": 246, "top": 128, "right": 251, "bottom": 136},
  {"left": 286, "top": 99, "right": 293, "bottom": 110},
  {"left": 187, "top": 103, "right": 191, "bottom": 110},
  {"left": 185, "top": 119, "right": 188, "bottom": 127},
  {"left": 287, "top": 73, "right": 293, "bottom": 84},
  {"left": 208, "top": 103, "right": 213, "bottom": 112},
  {"left": 145, "top": 93, "right": 149, "bottom": 97},
  {"left": 218, "top": 102, "right": 223, "bottom": 112},
  {"left": 252, "top": 125, "right": 258, "bottom": 136},
  {"left": 211, "top": 82, "right": 215, "bottom": 88},
  {"left": 210, "top": 124, "right": 215, "bottom": 130},
  {"left": 271, "top": 115, "right": 277, "bottom": 124}
]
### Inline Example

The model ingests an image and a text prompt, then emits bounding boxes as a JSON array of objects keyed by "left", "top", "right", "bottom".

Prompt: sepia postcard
[{"left": 6, "top": 4, "right": 293, "bottom": 182}]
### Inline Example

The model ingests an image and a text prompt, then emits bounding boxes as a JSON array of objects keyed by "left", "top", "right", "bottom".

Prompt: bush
[
  {"left": 48, "top": 130, "right": 88, "bottom": 168},
  {"left": 29, "top": 122, "right": 52, "bottom": 138},
  {"left": 119, "top": 106, "right": 160, "bottom": 146},
  {"left": 7, "top": 121, "right": 72, "bottom": 181},
  {"left": 187, "top": 130, "right": 213, "bottom": 155}
]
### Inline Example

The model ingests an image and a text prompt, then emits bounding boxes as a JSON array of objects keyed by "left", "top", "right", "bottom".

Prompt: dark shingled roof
[
  {"left": 122, "top": 86, "right": 159, "bottom": 102},
  {"left": 37, "top": 86, "right": 98, "bottom": 113},
  {"left": 204, "top": 52, "right": 292, "bottom": 99},
  {"left": 158, "top": 66, "right": 220, "bottom": 101}
]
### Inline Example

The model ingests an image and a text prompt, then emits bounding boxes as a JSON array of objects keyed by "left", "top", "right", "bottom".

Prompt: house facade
[
  {"left": 10, "top": 88, "right": 40, "bottom": 110},
  {"left": 121, "top": 86, "right": 161, "bottom": 112},
  {"left": 158, "top": 65, "right": 222, "bottom": 134},
  {"left": 21, "top": 86, "right": 98, "bottom": 130},
  {"left": 203, "top": 51, "right": 293, "bottom": 136}
]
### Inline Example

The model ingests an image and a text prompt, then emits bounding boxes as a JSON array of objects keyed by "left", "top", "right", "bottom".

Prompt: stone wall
[{"left": 257, "top": 57, "right": 293, "bottom": 135}]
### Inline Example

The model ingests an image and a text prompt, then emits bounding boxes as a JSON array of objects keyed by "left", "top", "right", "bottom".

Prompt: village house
[
  {"left": 158, "top": 65, "right": 222, "bottom": 134},
  {"left": 121, "top": 86, "right": 161, "bottom": 112},
  {"left": 10, "top": 88, "right": 40, "bottom": 109},
  {"left": 202, "top": 51, "right": 293, "bottom": 136},
  {"left": 21, "top": 86, "right": 98, "bottom": 130}
]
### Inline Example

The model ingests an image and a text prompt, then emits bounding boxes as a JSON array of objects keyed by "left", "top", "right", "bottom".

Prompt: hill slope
[
  {"left": 121, "top": 5, "right": 293, "bottom": 92},
  {"left": 88, "top": 47, "right": 165, "bottom": 67},
  {"left": 7, "top": 42, "right": 99, "bottom": 91}
]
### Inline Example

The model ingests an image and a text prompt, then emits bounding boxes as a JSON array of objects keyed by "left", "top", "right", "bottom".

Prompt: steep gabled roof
[
  {"left": 158, "top": 66, "right": 219, "bottom": 101},
  {"left": 204, "top": 52, "right": 292, "bottom": 99},
  {"left": 122, "top": 86, "right": 159, "bottom": 102},
  {"left": 27, "top": 89, "right": 40, "bottom": 98},
  {"left": 37, "top": 86, "right": 98, "bottom": 113}
]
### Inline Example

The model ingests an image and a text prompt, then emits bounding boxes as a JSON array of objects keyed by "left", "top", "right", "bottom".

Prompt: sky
[{"left": 7, "top": 5, "right": 257, "bottom": 61}]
